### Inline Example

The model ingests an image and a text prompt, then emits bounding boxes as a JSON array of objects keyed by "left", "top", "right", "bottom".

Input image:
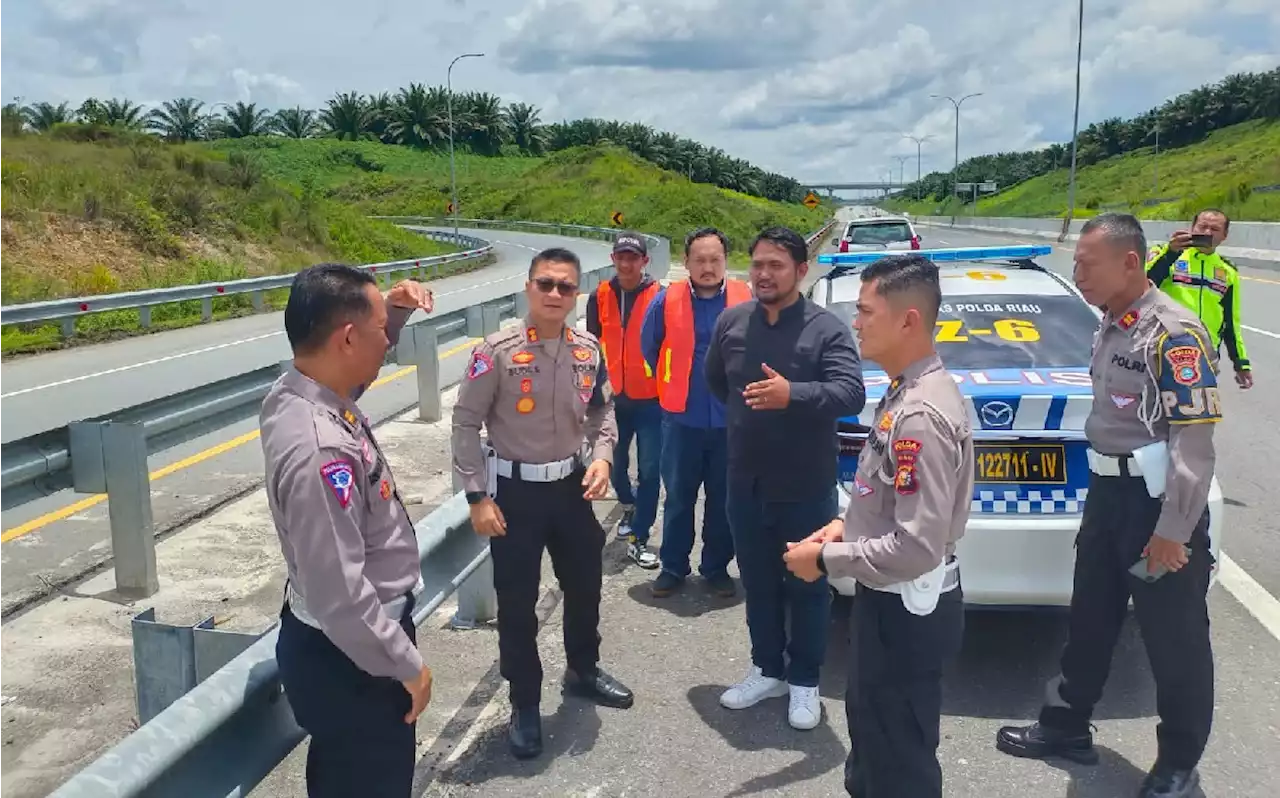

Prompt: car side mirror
[{"left": 831, "top": 237, "right": 839, "bottom": 245}]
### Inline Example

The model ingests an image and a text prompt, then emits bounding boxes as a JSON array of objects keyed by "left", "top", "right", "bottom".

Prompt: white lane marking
[
  {"left": 1243, "top": 325, "right": 1280, "bottom": 340},
  {"left": 1219, "top": 553, "right": 1280, "bottom": 642},
  {"left": 0, "top": 235, "right": 596, "bottom": 397}
]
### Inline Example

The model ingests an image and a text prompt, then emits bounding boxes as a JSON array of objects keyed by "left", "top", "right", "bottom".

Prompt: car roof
[
  {"left": 845, "top": 216, "right": 912, "bottom": 226},
  {"left": 820, "top": 261, "right": 1078, "bottom": 303}
]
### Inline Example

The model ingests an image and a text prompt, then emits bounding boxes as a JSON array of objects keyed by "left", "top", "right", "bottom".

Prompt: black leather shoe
[
  {"left": 563, "top": 667, "right": 635, "bottom": 709},
  {"left": 995, "top": 721, "right": 1098, "bottom": 764},
  {"left": 508, "top": 706, "right": 542, "bottom": 759},
  {"left": 1138, "top": 768, "right": 1200, "bottom": 798}
]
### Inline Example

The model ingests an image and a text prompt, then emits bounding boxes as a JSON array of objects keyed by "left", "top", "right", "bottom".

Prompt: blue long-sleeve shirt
[{"left": 640, "top": 284, "right": 729, "bottom": 429}]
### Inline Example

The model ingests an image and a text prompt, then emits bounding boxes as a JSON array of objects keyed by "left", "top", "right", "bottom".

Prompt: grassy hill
[
  {"left": 2, "top": 130, "right": 829, "bottom": 354},
  {"left": 209, "top": 137, "right": 828, "bottom": 264},
  {"left": 885, "top": 119, "right": 1280, "bottom": 221}
]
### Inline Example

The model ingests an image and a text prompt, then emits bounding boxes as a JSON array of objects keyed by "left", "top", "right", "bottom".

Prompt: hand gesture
[
  {"left": 1168, "top": 230, "right": 1193, "bottom": 253},
  {"left": 783, "top": 540, "right": 825, "bottom": 582},
  {"left": 1144, "top": 534, "right": 1189, "bottom": 575},
  {"left": 796, "top": 518, "right": 844, "bottom": 546},
  {"left": 470, "top": 497, "right": 507, "bottom": 537},
  {"left": 743, "top": 363, "right": 791, "bottom": 410},
  {"left": 401, "top": 664, "right": 434, "bottom": 723},
  {"left": 582, "top": 459, "right": 611, "bottom": 500},
  {"left": 387, "top": 279, "right": 434, "bottom": 313},
  {"left": 1236, "top": 369, "right": 1253, "bottom": 389}
]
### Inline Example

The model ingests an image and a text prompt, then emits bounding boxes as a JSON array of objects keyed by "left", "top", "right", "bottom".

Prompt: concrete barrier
[{"left": 913, "top": 215, "right": 1280, "bottom": 271}]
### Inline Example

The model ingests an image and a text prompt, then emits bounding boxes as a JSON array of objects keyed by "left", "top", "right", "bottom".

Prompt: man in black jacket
[{"left": 705, "top": 226, "right": 865, "bottom": 731}]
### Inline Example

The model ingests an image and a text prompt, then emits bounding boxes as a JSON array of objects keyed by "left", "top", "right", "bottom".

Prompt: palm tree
[
  {"left": 320, "top": 92, "right": 375, "bottom": 140},
  {"left": 215, "top": 101, "right": 273, "bottom": 138},
  {"left": 460, "top": 91, "right": 507, "bottom": 155},
  {"left": 388, "top": 83, "right": 446, "bottom": 149},
  {"left": 272, "top": 107, "right": 320, "bottom": 138},
  {"left": 23, "top": 101, "right": 73, "bottom": 131},
  {"left": 147, "top": 98, "right": 208, "bottom": 142},
  {"left": 504, "top": 102, "right": 546, "bottom": 154}
]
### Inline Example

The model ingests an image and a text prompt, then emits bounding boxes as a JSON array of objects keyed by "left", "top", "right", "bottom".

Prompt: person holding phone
[
  {"left": 1145, "top": 208, "right": 1252, "bottom": 389},
  {"left": 998, "top": 214, "right": 1221, "bottom": 798}
]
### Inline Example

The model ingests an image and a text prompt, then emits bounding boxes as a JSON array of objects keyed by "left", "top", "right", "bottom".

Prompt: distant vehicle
[
  {"left": 808, "top": 245, "right": 1224, "bottom": 608},
  {"left": 834, "top": 215, "right": 922, "bottom": 253}
]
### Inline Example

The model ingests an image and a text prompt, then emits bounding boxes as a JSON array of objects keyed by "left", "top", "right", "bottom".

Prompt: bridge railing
[{"left": 39, "top": 217, "right": 832, "bottom": 798}]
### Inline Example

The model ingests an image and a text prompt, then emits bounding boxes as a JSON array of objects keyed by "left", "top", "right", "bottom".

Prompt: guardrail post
[
  {"left": 61, "top": 318, "right": 75, "bottom": 339},
  {"left": 481, "top": 302, "right": 501, "bottom": 335},
  {"left": 411, "top": 324, "right": 443, "bottom": 422},
  {"left": 450, "top": 551, "right": 498, "bottom": 630},
  {"left": 201, "top": 297, "right": 213, "bottom": 322},
  {"left": 139, "top": 306, "right": 152, "bottom": 330},
  {"left": 465, "top": 305, "right": 484, "bottom": 337},
  {"left": 251, "top": 291, "right": 265, "bottom": 313},
  {"left": 514, "top": 291, "right": 530, "bottom": 318},
  {"left": 103, "top": 421, "right": 159, "bottom": 597}
]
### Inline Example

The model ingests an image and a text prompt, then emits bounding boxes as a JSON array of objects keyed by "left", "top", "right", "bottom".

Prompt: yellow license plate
[{"left": 974, "top": 443, "right": 1067, "bottom": 484}]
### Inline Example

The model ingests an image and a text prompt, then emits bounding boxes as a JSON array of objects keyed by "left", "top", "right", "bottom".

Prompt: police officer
[
  {"left": 261, "top": 263, "right": 436, "bottom": 798},
  {"left": 452, "top": 246, "right": 635, "bottom": 761},
  {"left": 1145, "top": 208, "right": 1252, "bottom": 389},
  {"left": 784, "top": 253, "right": 972, "bottom": 798},
  {"left": 998, "top": 213, "right": 1220, "bottom": 798}
]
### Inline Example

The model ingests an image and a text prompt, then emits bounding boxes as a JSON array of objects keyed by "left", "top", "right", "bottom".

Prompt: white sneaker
[
  {"left": 719, "top": 666, "right": 789, "bottom": 710},
  {"left": 788, "top": 684, "right": 822, "bottom": 730}
]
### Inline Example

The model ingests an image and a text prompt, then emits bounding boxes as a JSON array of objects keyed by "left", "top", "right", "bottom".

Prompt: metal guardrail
[
  {"left": 0, "top": 229, "right": 493, "bottom": 339},
  {"left": 32, "top": 214, "right": 833, "bottom": 797}
]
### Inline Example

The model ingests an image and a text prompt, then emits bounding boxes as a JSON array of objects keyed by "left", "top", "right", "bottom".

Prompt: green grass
[
  {"left": 214, "top": 138, "right": 830, "bottom": 266},
  {"left": 885, "top": 119, "right": 1280, "bottom": 222}
]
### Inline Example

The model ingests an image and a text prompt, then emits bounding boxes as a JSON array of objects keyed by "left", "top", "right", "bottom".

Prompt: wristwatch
[
  {"left": 817, "top": 542, "right": 829, "bottom": 576},
  {"left": 465, "top": 491, "right": 486, "bottom": 505}
]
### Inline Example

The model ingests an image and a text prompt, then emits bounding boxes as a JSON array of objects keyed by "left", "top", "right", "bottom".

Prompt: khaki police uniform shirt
[
  {"left": 451, "top": 320, "right": 618, "bottom": 493},
  {"left": 823, "top": 353, "right": 975, "bottom": 588},
  {"left": 1086, "top": 283, "right": 1221, "bottom": 544},
  {"left": 260, "top": 367, "right": 424, "bottom": 682}
]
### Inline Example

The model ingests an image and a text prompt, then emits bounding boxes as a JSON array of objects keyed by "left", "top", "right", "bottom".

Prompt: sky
[{"left": 3, "top": 0, "right": 1278, "bottom": 186}]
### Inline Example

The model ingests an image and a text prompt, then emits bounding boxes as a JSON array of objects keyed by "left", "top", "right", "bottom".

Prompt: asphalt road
[{"left": 0, "top": 227, "right": 617, "bottom": 615}]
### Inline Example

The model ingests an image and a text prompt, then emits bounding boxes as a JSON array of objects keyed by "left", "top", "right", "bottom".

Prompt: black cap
[{"left": 613, "top": 232, "right": 647, "bottom": 255}]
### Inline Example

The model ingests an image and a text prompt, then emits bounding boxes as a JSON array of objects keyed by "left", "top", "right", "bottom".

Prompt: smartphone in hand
[
  {"left": 1189, "top": 233, "right": 1214, "bottom": 249},
  {"left": 1129, "top": 546, "right": 1193, "bottom": 583}
]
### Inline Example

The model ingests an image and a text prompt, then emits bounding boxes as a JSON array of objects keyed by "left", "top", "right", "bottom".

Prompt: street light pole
[
  {"left": 903, "top": 134, "right": 930, "bottom": 199},
  {"left": 931, "top": 92, "right": 982, "bottom": 200},
  {"left": 1061, "top": 0, "right": 1084, "bottom": 242},
  {"left": 447, "top": 52, "right": 485, "bottom": 237}
]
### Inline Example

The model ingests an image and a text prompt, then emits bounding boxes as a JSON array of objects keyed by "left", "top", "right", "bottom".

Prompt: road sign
[
  {"left": 954, "top": 182, "right": 974, "bottom": 192},
  {"left": 979, "top": 181, "right": 998, "bottom": 193},
  {"left": 802, "top": 192, "right": 820, "bottom": 209},
  {"left": 611, "top": 210, "right": 624, "bottom": 226}
]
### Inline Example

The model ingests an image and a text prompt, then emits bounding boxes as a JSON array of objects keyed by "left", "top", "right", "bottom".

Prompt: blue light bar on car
[{"left": 817, "top": 245, "right": 1052, "bottom": 265}]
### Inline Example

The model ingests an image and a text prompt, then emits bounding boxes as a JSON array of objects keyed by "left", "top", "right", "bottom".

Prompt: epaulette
[{"left": 486, "top": 325, "right": 528, "bottom": 351}]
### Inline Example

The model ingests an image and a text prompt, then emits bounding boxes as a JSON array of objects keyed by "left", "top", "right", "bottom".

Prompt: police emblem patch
[
  {"left": 572, "top": 347, "right": 593, "bottom": 362},
  {"left": 521, "top": 378, "right": 532, "bottom": 394},
  {"left": 516, "top": 396, "right": 535, "bottom": 413},
  {"left": 512, "top": 351, "right": 535, "bottom": 364},
  {"left": 1111, "top": 393, "right": 1137, "bottom": 409},
  {"left": 1165, "top": 345, "right": 1203, "bottom": 386},
  {"left": 893, "top": 438, "right": 921, "bottom": 496},
  {"left": 467, "top": 350, "right": 494, "bottom": 380},
  {"left": 320, "top": 460, "right": 355, "bottom": 508},
  {"left": 579, "top": 389, "right": 592, "bottom": 404},
  {"left": 854, "top": 474, "right": 875, "bottom": 497}
]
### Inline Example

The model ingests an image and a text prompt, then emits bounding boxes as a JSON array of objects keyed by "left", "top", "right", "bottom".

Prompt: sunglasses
[{"left": 532, "top": 277, "right": 579, "bottom": 296}]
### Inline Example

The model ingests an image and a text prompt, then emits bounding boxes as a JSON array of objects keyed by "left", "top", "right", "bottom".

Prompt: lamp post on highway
[
  {"left": 903, "top": 134, "right": 931, "bottom": 199},
  {"left": 893, "top": 155, "right": 911, "bottom": 187},
  {"left": 1061, "top": 0, "right": 1084, "bottom": 242},
  {"left": 447, "top": 52, "right": 485, "bottom": 237},
  {"left": 931, "top": 92, "right": 982, "bottom": 200}
]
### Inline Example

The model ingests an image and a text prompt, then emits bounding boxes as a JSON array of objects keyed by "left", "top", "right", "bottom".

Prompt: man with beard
[
  {"left": 640, "top": 227, "right": 750, "bottom": 598},
  {"left": 705, "top": 226, "right": 865, "bottom": 730}
]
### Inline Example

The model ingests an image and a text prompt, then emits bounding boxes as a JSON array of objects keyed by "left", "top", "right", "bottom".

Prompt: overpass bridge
[{"left": 803, "top": 181, "right": 903, "bottom": 200}]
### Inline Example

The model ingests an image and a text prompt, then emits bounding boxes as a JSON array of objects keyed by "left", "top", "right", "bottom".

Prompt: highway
[
  {"left": 0, "top": 226, "right": 617, "bottom": 616},
  {"left": 2, "top": 211, "right": 1279, "bottom": 797}
]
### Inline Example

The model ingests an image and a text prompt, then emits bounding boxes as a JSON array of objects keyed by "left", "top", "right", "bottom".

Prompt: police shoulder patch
[
  {"left": 1156, "top": 332, "right": 1222, "bottom": 425},
  {"left": 320, "top": 460, "right": 355, "bottom": 508},
  {"left": 466, "top": 349, "right": 494, "bottom": 380},
  {"left": 892, "top": 438, "right": 921, "bottom": 496}
]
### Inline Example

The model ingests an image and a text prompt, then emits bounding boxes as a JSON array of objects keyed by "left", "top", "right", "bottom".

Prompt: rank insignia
[
  {"left": 320, "top": 460, "right": 355, "bottom": 508},
  {"left": 512, "top": 351, "right": 535, "bottom": 364},
  {"left": 516, "top": 396, "right": 535, "bottom": 414},
  {"left": 1118, "top": 309, "right": 1139, "bottom": 331},
  {"left": 526, "top": 327, "right": 539, "bottom": 342},
  {"left": 572, "top": 347, "right": 593, "bottom": 362},
  {"left": 1165, "top": 345, "right": 1203, "bottom": 386},
  {"left": 878, "top": 412, "right": 894, "bottom": 432},
  {"left": 342, "top": 409, "right": 358, "bottom": 427},
  {"left": 380, "top": 479, "right": 392, "bottom": 500},
  {"left": 467, "top": 350, "right": 494, "bottom": 380}
]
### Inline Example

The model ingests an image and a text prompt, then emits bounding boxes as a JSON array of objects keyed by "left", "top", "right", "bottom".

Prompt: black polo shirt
[{"left": 705, "top": 294, "right": 865, "bottom": 502}]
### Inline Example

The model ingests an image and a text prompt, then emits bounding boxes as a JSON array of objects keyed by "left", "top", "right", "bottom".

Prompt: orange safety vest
[
  {"left": 596, "top": 280, "right": 660, "bottom": 399},
  {"left": 657, "top": 279, "right": 752, "bottom": 413}
]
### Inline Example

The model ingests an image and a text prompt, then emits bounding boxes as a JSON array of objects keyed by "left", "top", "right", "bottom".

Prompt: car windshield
[
  {"left": 826, "top": 292, "right": 1099, "bottom": 370},
  {"left": 847, "top": 222, "right": 912, "bottom": 245}
]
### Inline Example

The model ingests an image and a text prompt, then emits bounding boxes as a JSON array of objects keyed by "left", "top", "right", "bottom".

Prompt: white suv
[{"left": 835, "top": 215, "right": 921, "bottom": 253}]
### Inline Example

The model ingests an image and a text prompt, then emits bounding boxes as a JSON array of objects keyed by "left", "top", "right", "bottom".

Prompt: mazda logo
[{"left": 979, "top": 400, "right": 1015, "bottom": 428}]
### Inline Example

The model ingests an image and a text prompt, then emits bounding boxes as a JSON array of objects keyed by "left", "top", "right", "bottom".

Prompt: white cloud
[{"left": 2, "top": 0, "right": 1277, "bottom": 188}]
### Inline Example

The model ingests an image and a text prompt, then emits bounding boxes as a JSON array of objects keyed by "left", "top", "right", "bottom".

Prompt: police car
[{"left": 809, "top": 245, "right": 1224, "bottom": 607}]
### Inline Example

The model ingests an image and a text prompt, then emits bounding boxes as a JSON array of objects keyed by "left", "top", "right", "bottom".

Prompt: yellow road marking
[
  {"left": 1242, "top": 274, "right": 1280, "bottom": 286},
  {"left": 2, "top": 335, "right": 487, "bottom": 544}
]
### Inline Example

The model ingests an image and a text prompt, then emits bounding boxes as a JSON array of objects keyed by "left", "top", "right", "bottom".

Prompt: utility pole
[
  {"left": 1061, "top": 0, "right": 1084, "bottom": 242},
  {"left": 1151, "top": 121, "right": 1160, "bottom": 196},
  {"left": 931, "top": 92, "right": 982, "bottom": 199},
  {"left": 447, "top": 52, "right": 484, "bottom": 237}
]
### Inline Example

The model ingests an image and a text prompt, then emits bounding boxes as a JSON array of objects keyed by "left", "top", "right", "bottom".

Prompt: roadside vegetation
[{"left": 884, "top": 67, "right": 1280, "bottom": 221}]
